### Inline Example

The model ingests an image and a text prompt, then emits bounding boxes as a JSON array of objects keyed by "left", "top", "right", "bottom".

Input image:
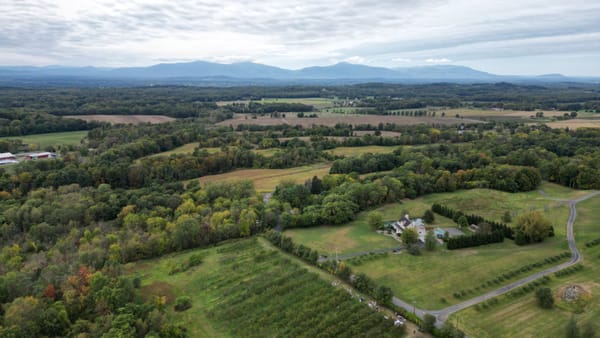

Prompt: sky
[{"left": 1, "top": 0, "right": 600, "bottom": 76}]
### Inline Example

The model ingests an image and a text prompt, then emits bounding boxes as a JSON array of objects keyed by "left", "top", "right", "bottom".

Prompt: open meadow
[
  {"left": 285, "top": 185, "right": 584, "bottom": 309},
  {"left": 127, "top": 238, "right": 408, "bottom": 337},
  {"left": 197, "top": 163, "right": 331, "bottom": 193},
  {"left": 326, "top": 145, "right": 400, "bottom": 156},
  {"left": 449, "top": 195, "right": 600, "bottom": 337},
  {"left": 0, "top": 130, "right": 87, "bottom": 147},
  {"left": 545, "top": 119, "right": 600, "bottom": 129}
]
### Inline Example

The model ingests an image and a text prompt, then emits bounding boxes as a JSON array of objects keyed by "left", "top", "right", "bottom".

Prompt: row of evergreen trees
[{"left": 446, "top": 231, "right": 504, "bottom": 250}]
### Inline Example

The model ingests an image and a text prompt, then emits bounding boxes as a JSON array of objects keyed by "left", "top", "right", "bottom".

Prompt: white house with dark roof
[{"left": 391, "top": 214, "right": 426, "bottom": 243}]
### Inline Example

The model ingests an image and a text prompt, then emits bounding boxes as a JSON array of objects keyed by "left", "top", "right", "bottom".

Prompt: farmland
[
  {"left": 0, "top": 130, "right": 87, "bottom": 147},
  {"left": 545, "top": 119, "right": 600, "bottom": 129},
  {"left": 128, "top": 238, "right": 406, "bottom": 337},
  {"left": 218, "top": 114, "right": 483, "bottom": 128},
  {"left": 197, "top": 163, "right": 331, "bottom": 192},
  {"left": 449, "top": 195, "right": 600, "bottom": 337},
  {"left": 64, "top": 114, "right": 176, "bottom": 124},
  {"left": 141, "top": 144, "right": 221, "bottom": 159},
  {"left": 326, "top": 145, "right": 399, "bottom": 156}
]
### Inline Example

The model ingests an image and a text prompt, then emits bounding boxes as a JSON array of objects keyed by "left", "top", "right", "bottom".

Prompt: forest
[{"left": 0, "top": 85, "right": 600, "bottom": 336}]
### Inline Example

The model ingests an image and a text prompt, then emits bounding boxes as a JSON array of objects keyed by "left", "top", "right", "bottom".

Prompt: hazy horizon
[{"left": 2, "top": 0, "right": 600, "bottom": 76}]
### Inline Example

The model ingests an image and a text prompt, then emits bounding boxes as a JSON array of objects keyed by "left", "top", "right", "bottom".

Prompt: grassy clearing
[
  {"left": 326, "top": 145, "right": 399, "bottom": 157},
  {"left": 127, "top": 238, "right": 406, "bottom": 337},
  {"left": 545, "top": 119, "right": 600, "bottom": 129},
  {"left": 286, "top": 187, "right": 585, "bottom": 309},
  {"left": 1, "top": 130, "right": 87, "bottom": 147},
  {"left": 450, "top": 195, "right": 600, "bottom": 337},
  {"left": 352, "top": 238, "right": 568, "bottom": 310},
  {"left": 143, "top": 144, "right": 221, "bottom": 159},
  {"left": 197, "top": 163, "right": 331, "bottom": 193}
]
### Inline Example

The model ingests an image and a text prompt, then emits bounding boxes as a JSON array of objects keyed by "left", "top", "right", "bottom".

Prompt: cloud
[
  {"left": 0, "top": 0, "right": 599, "bottom": 75},
  {"left": 425, "top": 58, "right": 452, "bottom": 64}
]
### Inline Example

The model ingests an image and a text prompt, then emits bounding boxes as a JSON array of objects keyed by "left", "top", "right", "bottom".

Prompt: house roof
[{"left": 0, "top": 152, "right": 15, "bottom": 158}]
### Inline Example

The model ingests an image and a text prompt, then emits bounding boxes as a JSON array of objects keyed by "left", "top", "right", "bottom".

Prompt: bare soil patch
[
  {"left": 64, "top": 114, "right": 176, "bottom": 124},
  {"left": 140, "top": 281, "right": 176, "bottom": 304}
]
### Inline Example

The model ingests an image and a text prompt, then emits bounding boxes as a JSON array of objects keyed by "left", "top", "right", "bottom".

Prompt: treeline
[
  {"left": 225, "top": 102, "right": 313, "bottom": 114},
  {"left": 0, "top": 110, "right": 102, "bottom": 137},
  {"left": 446, "top": 231, "right": 504, "bottom": 250},
  {"left": 431, "top": 203, "right": 514, "bottom": 239}
]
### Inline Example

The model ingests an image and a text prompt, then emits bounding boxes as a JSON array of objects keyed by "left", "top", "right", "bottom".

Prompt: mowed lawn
[
  {"left": 286, "top": 186, "right": 585, "bottom": 309},
  {"left": 1, "top": 130, "right": 88, "bottom": 147},
  {"left": 325, "top": 145, "right": 399, "bottom": 156},
  {"left": 197, "top": 163, "right": 331, "bottom": 193},
  {"left": 352, "top": 236, "right": 568, "bottom": 310},
  {"left": 450, "top": 195, "right": 600, "bottom": 337}
]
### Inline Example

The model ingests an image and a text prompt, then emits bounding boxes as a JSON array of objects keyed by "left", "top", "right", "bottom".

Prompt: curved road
[{"left": 391, "top": 191, "right": 600, "bottom": 326}]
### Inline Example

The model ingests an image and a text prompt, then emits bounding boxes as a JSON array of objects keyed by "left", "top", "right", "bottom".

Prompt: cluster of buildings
[
  {"left": 391, "top": 214, "right": 427, "bottom": 243},
  {"left": 387, "top": 213, "right": 451, "bottom": 243},
  {"left": 0, "top": 152, "right": 57, "bottom": 165}
]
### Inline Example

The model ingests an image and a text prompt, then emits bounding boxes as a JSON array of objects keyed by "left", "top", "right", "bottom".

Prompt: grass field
[
  {"left": 197, "top": 163, "right": 331, "bottom": 193},
  {"left": 545, "top": 119, "right": 600, "bottom": 129},
  {"left": 285, "top": 185, "right": 590, "bottom": 309},
  {"left": 286, "top": 186, "right": 577, "bottom": 256},
  {"left": 326, "top": 145, "right": 400, "bottom": 156},
  {"left": 64, "top": 114, "right": 176, "bottom": 124},
  {"left": 0, "top": 130, "right": 87, "bottom": 147},
  {"left": 142, "top": 144, "right": 222, "bottom": 159},
  {"left": 450, "top": 195, "right": 600, "bottom": 337},
  {"left": 127, "top": 238, "right": 408, "bottom": 337}
]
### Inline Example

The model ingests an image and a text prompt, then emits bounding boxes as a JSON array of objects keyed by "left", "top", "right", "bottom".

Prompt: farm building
[
  {"left": 0, "top": 152, "right": 18, "bottom": 165},
  {"left": 25, "top": 152, "right": 57, "bottom": 160}
]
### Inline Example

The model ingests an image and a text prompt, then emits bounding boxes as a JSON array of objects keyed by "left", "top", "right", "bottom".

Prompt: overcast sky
[{"left": 1, "top": 0, "right": 599, "bottom": 76}]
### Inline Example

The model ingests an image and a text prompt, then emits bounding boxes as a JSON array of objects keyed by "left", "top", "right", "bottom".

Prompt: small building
[
  {"left": 434, "top": 228, "right": 446, "bottom": 239},
  {"left": 0, "top": 152, "right": 18, "bottom": 165},
  {"left": 25, "top": 152, "right": 57, "bottom": 160}
]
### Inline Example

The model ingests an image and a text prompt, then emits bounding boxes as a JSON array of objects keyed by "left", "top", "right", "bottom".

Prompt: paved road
[{"left": 391, "top": 191, "right": 600, "bottom": 326}]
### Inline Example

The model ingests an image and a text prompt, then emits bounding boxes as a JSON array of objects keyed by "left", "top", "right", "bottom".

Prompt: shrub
[
  {"left": 535, "top": 287, "right": 554, "bottom": 309},
  {"left": 174, "top": 296, "right": 192, "bottom": 312}
]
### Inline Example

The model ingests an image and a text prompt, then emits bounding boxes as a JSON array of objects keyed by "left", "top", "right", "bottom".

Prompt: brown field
[
  {"left": 353, "top": 130, "right": 403, "bottom": 137},
  {"left": 197, "top": 164, "right": 331, "bottom": 193},
  {"left": 441, "top": 108, "right": 570, "bottom": 118},
  {"left": 218, "top": 114, "right": 482, "bottom": 128},
  {"left": 544, "top": 119, "right": 600, "bottom": 129},
  {"left": 64, "top": 114, "right": 176, "bottom": 124}
]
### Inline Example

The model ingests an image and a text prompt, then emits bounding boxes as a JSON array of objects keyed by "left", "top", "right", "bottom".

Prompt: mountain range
[{"left": 0, "top": 61, "right": 598, "bottom": 86}]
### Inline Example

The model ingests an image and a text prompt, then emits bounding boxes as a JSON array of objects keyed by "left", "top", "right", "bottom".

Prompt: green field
[
  {"left": 142, "top": 144, "right": 221, "bottom": 159},
  {"left": 127, "top": 238, "right": 405, "bottom": 337},
  {"left": 0, "top": 130, "right": 88, "bottom": 147},
  {"left": 326, "top": 145, "right": 399, "bottom": 157},
  {"left": 450, "top": 195, "right": 600, "bottom": 337},
  {"left": 285, "top": 186, "right": 586, "bottom": 309},
  {"left": 198, "top": 163, "right": 331, "bottom": 193}
]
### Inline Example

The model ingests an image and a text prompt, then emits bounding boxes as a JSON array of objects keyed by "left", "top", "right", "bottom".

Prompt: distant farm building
[
  {"left": 25, "top": 152, "right": 57, "bottom": 160},
  {"left": 0, "top": 152, "right": 18, "bottom": 165}
]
